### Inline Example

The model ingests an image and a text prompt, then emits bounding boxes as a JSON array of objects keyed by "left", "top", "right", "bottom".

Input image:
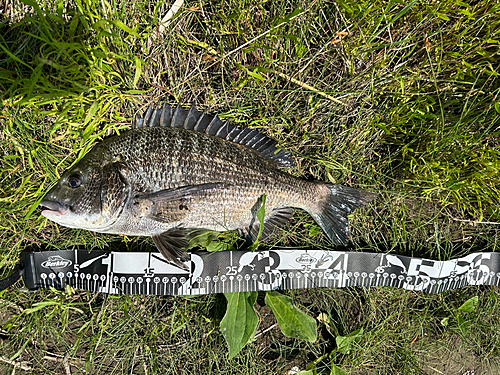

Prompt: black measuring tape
[{"left": 1, "top": 249, "right": 498, "bottom": 295}]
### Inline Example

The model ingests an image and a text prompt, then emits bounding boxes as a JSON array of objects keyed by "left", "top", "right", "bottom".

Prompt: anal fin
[{"left": 242, "top": 207, "right": 294, "bottom": 244}]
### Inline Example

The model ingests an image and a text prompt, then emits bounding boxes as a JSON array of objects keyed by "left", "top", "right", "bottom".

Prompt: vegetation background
[{"left": 1, "top": 0, "right": 499, "bottom": 373}]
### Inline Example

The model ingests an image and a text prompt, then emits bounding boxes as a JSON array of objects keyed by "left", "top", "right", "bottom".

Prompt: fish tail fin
[{"left": 310, "top": 184, "right": 376, "bottom": 244}]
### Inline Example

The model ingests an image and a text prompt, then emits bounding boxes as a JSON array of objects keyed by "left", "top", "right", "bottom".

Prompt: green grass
[{"left": 1, "top": 0, "right": 500, "bottom": 373}]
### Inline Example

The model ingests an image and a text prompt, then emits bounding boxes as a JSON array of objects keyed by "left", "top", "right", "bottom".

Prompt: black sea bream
[{"left": 40, "top": 104, "right": 376, "bottom": 268}]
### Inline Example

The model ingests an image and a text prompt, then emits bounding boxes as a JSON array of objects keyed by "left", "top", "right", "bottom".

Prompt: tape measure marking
[{"left": 18, "top": 249, "right": 500, "bottom": 295}]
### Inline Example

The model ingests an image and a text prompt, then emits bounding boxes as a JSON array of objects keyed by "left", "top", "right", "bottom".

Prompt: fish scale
[
  {"left": 106, "top": 127, "right": 301, "bottom": 204},
  {"left": 39, "top": 103, "right": 376, "bottom": 268}
]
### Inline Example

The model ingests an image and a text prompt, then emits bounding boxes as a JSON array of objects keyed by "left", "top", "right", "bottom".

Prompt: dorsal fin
[{"left": 132, "top": 103, "right": 295, "bottom": 168}]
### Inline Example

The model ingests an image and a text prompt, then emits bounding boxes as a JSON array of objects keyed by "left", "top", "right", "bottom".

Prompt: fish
[{"left": 39, "top": 103, "right": 376, "bottom": 269}]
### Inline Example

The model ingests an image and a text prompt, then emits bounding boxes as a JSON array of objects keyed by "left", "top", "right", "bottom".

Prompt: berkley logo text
[{"left": 41, "top": 255, "right": 73, "bottom": 269}]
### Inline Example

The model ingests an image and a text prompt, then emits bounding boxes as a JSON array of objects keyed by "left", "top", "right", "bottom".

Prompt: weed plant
[{"left": 1, "top": 0, "right": 499, "bottom": 374}]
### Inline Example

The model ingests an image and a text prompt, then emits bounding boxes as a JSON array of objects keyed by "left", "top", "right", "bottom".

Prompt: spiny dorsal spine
[{"left": 132, "top": 103, "right": 295, "bottom": 168}]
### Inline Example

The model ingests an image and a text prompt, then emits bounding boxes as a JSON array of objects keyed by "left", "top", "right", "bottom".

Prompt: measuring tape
[{"left": 7, "top": 249, "right": 498, "bottom": 295}]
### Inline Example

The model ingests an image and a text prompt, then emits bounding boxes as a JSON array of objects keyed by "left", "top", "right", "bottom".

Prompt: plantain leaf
[
  {"left": 457, "top": 296, "right": 478, "bottom": 313},
  {"left": 265, "top": 291, "right": 317, "bottom": 342},
  {"left": 331, "top": 364, "right": 348, "bottom": 375},
  {"left": 336, "top": 328, "right": 363, "bottom": 354},
  {"left": 220, "top": 291, "right": 258, "bottom": 359}
]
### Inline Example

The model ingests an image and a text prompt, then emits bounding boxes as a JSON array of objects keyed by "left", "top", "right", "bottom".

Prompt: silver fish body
[{"left": 40, "top": 104, "right": 376, "bottom": 268}]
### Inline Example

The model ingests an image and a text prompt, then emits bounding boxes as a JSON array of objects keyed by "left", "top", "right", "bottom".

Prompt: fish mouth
[{"left": 39, "top": 200, "right": 69, "bottom": 217}]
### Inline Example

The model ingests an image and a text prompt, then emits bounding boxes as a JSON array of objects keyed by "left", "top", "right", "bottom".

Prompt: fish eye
[{"left": 67, "top": 174, "right": 83, "bottom": 188}]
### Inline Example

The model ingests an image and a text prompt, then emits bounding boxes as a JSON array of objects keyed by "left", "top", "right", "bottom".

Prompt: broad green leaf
[
  {"left": 188, "top": 230, "right": 234, "bottom": 252},
  {"left": 249, "top": 194, "right": 266, "bottom": 251},
  {"left": 205, "top": 240, "right": 232, "bottom": 252},
  {"left": 307, "top": 224, "right": 321, "bottom": 237},
  {"left": 331, "top": 364, "right": 348, "bottom": 375},
  {"left": 265, "top": 291, "right": 317, "bottom": 342},
  {"left": 220, "top": 292, "right": 258, "bottom": 359},
  {"left": 188, "top": 230, "right": 219, "bottom": 249},
  {"left": 255, "top": 194, "right": 266, "bottom": 239},
  {"left": 336, "top": 328, "right": 363, "bottom": 354},
  {"left": 458, "top": 296, "right": 478, "bottom": 313},
  {"left": 247, "top": 291, "right": 257, "bottom": 306}
]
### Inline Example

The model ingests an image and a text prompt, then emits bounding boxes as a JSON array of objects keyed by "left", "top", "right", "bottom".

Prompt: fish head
[{"left": 39, "top": 147, "right": 130, "bottom": 231}]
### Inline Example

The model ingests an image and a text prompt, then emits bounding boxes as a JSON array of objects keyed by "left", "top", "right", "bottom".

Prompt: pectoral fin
[
  {"left": 133, "top": 183, "right": 229, "bottom": 223},
  {"left": 152, "top": 228, "right": 191, "bottom": 269}
]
